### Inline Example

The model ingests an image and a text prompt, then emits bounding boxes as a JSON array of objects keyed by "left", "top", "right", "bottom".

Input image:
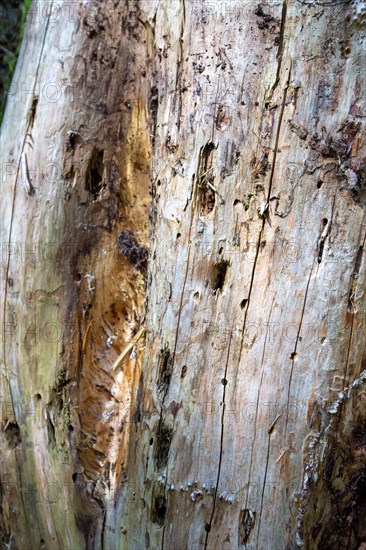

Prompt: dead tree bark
[{"left": 1, "top": 1, "right": 365, "bottom": 549}]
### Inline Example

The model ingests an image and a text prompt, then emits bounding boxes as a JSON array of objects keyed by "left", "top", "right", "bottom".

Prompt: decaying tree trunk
[{"left": 1, "top": 1, "right": 365, "bottom": 549}]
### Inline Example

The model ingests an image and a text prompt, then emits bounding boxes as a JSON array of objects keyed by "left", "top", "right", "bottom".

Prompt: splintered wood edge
[{"left": 112, "top": 327, "right": 146, "bottom": 372}]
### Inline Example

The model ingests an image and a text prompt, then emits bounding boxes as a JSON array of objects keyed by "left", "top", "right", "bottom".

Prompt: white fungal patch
[
  {"left": 84, "top": 273, "right": 95, "bottom": 292},
  {"left": 219, "top": 491, "right": 235, "bottom": 503},
  {"left": 157, "top": 474, "right": 166, "bottom": 485},
  {"left": 190, "top": 489, "right": 203, "bottom": 502}
]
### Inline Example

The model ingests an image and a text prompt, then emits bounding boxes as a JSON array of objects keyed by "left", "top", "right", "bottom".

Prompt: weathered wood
[
  {"left": 116, "top": 2, "right": 366, "bottom": 549},
  {"left": 1, "top": 1, "right": 365, "bottom": 549}
]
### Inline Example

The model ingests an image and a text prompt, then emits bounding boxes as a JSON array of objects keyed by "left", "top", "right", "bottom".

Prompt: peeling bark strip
[{"left": 0, "top": 1, "right": 365, "bottom": 550}]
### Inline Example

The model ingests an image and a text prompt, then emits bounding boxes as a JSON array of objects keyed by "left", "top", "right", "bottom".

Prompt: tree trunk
[{"left": 1, "top": 1, "right": 365, "bottom": 549}]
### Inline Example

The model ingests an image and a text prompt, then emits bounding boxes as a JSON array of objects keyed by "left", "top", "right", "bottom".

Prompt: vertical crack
[
  {"left": 204, "top": 334, "right": 232, "bottom": 549},
  {"left": 174, "top": 0, "right": 186, "bottom": 132},
  {"left": 254, "top": 435, "right": 271, "bottom": 549},
  {"left": 243, "top": 299, "right": 275, "bottom": 521},
  {"left": 348, "top": 232, "right": 365, "bottom": 311},
  {"left": 265, "top": 0, "right": 288, "bottom": 105},
  {"left": 284, "top": 261, "right": 314, "bottom": 439},
  {"left": 266, "top": 61, "right": 291, "bottom": 202}
]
